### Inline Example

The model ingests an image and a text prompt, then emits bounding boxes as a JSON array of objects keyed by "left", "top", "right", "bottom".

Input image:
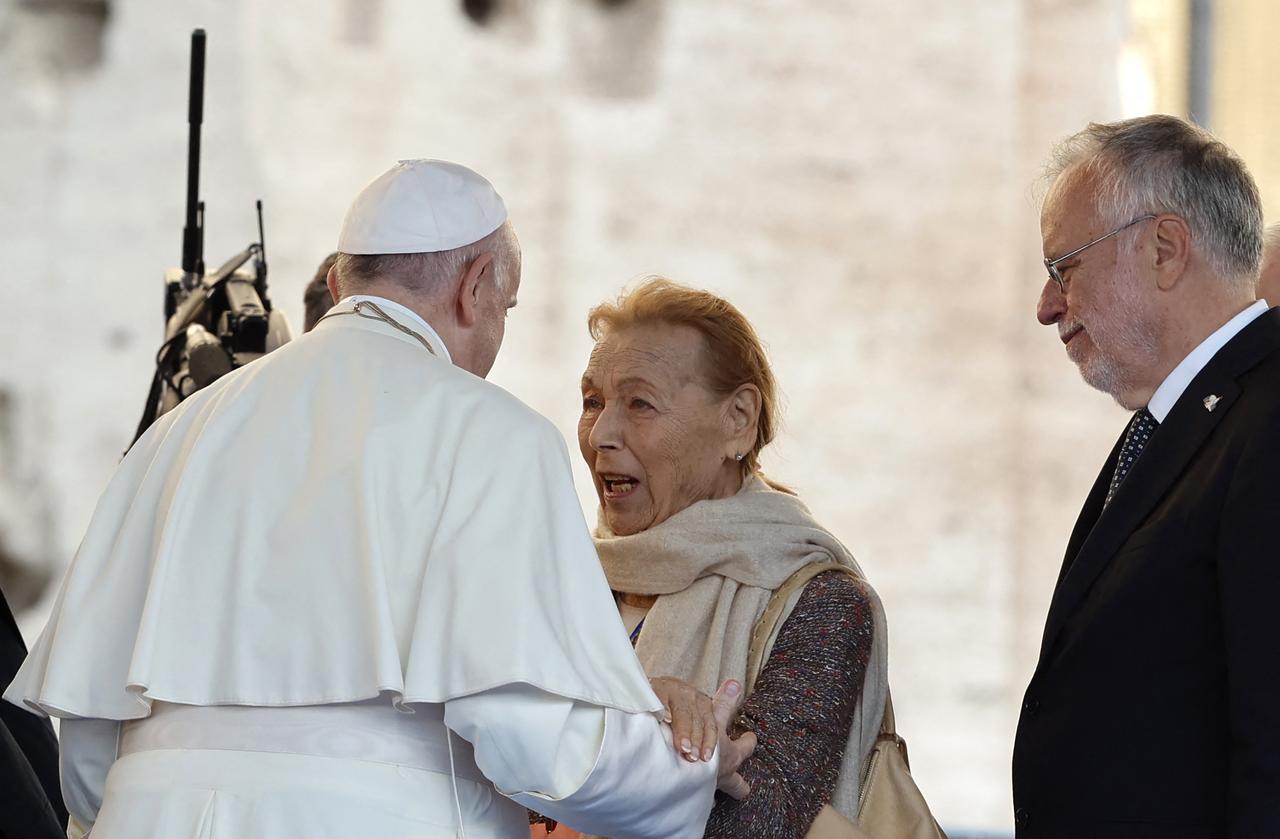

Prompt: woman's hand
[
  {"left": 712, "top": 680, "right": 756, "bottom": 800},
  {"left": 649, "top": 676, "right": 757, "bottom": 799},
  {"left": 649, "top": 676, "right": 756, "bottom": 798},
  {"left": 650, "top": 676, "right": 720, "bottom": 762}
]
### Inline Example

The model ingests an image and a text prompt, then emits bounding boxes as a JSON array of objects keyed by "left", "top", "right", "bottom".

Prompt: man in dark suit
[
  {"left": 1014, "top": 114, "right": 1280, "bottom": 838},
  {"left": 1, "top": 585, "right": 65, "bottom": 839}
]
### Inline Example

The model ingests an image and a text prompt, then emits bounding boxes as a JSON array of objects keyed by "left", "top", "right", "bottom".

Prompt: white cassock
[{"left": 4, "top": 294, "right": 716, "bottom": 839}]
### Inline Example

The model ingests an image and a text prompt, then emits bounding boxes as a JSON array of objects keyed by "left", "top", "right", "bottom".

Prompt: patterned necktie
[{"left": 1105, "top": 408, "right": 1158, "bottom": 508}]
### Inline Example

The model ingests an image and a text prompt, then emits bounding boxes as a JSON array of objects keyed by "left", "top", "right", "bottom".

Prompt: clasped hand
[{"left": 649, "top": 676, "right": 757, "bottom": 800}]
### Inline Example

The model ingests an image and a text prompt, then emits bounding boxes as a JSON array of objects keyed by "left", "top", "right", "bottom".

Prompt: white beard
[{"left": 1068, "top": 271, "right": 1160, "bottom": 408}]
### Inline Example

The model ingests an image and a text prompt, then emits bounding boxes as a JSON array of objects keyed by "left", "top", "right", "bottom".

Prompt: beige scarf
[{"left": 594, "top": 475, "right": 889, "bottom": 822}]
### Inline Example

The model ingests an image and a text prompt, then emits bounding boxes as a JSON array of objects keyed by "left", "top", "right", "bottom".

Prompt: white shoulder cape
[{"left": 6, "top": 308, "right": 660, "bottom": 720}]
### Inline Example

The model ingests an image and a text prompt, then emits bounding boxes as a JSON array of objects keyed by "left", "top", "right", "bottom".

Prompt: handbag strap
[
  {"left": 746, "top": 562, "right": 899, "bottom": 739},
  {"left": 747, "top": 561, "right": 916, "bottom": 778},
  {"left": 880, "top": 688, "right": 896, "bottom": 736},
  {"left": 746, "top": 561, "right": 846, "bottom": 695}
]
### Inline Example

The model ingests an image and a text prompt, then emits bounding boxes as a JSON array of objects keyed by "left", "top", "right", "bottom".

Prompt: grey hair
[
  {"left": 333, "top": 221, "right": 519, "bottom": 298},
  {"left": 1044, "top": 115, "right": 1263, "bottom": 291}
]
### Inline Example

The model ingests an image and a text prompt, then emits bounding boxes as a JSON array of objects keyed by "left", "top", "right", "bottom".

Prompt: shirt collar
[
  {"left": 337, "top": 294, "right": 453, "bottom": 364},
  {"left": 1146, "top": 299, "right": 1268, "bottom": 422}
]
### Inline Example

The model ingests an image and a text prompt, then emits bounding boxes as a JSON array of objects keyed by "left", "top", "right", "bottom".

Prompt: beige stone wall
[
  {"left": 1119, "top": 0, "right": 1280, "bottom": 231},
  {"left": 0, "top": 0, "right": 1143, "bottom": 830},
  {"left": 1213, "top": 0, "right": 1280, "bottom": 224},
  {"left": 1122, "top": 0, "right": 1189, "bottom": 117}
]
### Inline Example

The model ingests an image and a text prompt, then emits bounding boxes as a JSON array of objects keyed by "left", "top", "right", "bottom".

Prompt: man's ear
[
  {"left": 454, "top": 252, "right": 496, "bottom": 328},
  {"left": 325, "top": 264, "right": 340, "bottom": 304},
  {"left": 1152, "top": 214, "right": 1192, "bottom": 291}
]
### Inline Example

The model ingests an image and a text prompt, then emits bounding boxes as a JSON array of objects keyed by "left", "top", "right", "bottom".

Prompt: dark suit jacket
[
  {"left": 1013, "top": 308, "right": 1280, "bottom": 839},
  {"left": 1, "top": 587, "right": 66, "bottom": 839}
]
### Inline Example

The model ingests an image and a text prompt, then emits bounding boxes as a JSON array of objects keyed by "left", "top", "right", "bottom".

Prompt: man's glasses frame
[{"left": 1043, "top": 214, "right": 1158, "bottom": 293}]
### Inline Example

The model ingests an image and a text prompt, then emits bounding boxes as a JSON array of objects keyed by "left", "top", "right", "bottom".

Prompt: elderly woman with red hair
[{"left": 575, "top": 278, "right": 889, "bottom": 838}]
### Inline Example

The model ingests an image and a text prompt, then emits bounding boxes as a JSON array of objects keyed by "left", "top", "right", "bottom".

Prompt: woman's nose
[{"left": 588, "top": 405, "right": 622, "bottom": 451}]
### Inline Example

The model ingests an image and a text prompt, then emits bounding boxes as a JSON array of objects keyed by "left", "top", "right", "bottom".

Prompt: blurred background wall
[{"left": 0, "top": 0, "right": 1274, "bottom": 833}]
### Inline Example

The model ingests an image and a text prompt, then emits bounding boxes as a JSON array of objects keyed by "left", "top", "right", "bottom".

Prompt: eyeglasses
[{"left": 1043, "top": 214, "right": 1157, "bottom": 293}]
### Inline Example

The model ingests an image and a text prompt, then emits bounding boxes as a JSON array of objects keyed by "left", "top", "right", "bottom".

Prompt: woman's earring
[{"left": 734, "top": 453, "right": 744, "bottom": 463}]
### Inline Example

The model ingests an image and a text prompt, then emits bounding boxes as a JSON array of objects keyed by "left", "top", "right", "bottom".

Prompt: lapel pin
[{"left": 1203, "top": 394, "right": 1221, "bottom": 412}]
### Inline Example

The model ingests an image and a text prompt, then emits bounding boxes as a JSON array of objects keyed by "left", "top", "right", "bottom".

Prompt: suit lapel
[
  {"left": 1053, "top": 430, "right": 1123, "bottom": 592},
  {"left": 1036, "top": 308, "right": 1280, "bottom": 669}
]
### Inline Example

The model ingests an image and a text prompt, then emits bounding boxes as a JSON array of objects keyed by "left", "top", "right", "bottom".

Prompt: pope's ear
[{"left": 455, "top": 252, "right": 495, "bottom": 328}]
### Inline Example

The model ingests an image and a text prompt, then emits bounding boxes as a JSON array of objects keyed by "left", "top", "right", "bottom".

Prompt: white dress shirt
[{"left": 1147, "top": 300, "right": 1269, "bottom": 422}]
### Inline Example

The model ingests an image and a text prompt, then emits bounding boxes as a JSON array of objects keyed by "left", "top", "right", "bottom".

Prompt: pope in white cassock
[{"left": 4, "top": 160, "right": 741, "bottom": 838}]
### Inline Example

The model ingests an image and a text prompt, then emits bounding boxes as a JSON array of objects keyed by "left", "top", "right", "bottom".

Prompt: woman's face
[{"left": 579, "top": 322, "right": 747, "bottom": 536}]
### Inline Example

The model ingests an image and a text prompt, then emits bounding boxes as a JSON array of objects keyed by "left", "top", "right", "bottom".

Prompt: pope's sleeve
[
  {"left": 415, "top": 406, "right": 662, "bottom": 712},
  {"left": 444, "top": 684, "right": 716, "bottom": 839},
  {"left": 430, "top": 399, "right": 715, "bottom": 834}
]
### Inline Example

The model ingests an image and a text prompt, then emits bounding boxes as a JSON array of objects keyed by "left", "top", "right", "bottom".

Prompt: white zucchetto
[{"left": 337, "top": 159, "right": 508, "bottom": 254}]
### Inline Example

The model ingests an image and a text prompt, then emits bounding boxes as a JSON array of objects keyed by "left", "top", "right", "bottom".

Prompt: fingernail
[
  {"left": 702, "top": 748, "right": 713, "bottom": 761},
  {"left": 727, "top": 681, "right": 741, "bottom": 697},
  {"left": 681, "top": 738, "right": 693, "bottom": 753}
]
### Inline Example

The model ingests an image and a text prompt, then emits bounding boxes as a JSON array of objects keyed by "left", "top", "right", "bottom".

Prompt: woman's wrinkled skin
[
  {"left": 579, "top": 319, "right": 762, "bottom": 797},
  {"left": 578, "top": 321, "right": 761, "bottom": 537}
]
